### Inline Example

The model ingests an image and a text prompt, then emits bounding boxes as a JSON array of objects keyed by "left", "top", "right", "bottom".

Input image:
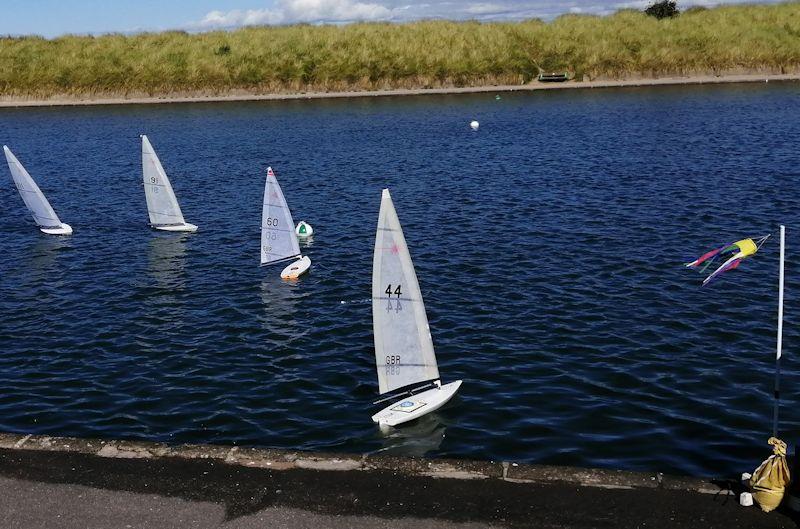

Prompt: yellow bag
[{"left": 750, "top": 437, "right": 791, "bottom": 512}]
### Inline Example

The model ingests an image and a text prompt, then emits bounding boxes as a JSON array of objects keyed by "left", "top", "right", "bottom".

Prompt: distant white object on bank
[
  {"left": 3, "top": 145, "right": 73, "bottom": 236},
  {"left": 295, "top": 220, "right": 314, "bottom": 238},
  {"left": 141, "top": 135, "right": 198, "bottom": 233},
  {"left": 261, "top": 166, "right": 311, "bottom": 279},
  {"left": 741, "top": 472, "right": 752, "bottom": 485},
  {"left": 740, "top": 492, "right": 753, "bottom": 507},
  {"left": 470, "top": 120, "right": 479, "bottom": 131}
]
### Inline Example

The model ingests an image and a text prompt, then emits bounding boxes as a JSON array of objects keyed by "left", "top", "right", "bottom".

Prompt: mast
[{"left": 772, "top": 225, "right": 785, "bottom": 437}]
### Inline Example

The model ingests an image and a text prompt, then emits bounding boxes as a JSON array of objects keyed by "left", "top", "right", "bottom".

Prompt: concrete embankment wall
[
  {"left": 1, "top": 73, "right": 799, "bottom": 108},
  {"left": 1, "top": 431, "right": 797, "bottom": 528}
]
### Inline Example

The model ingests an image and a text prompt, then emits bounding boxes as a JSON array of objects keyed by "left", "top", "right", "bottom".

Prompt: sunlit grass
[{"left": 0, "top": 3, "right": 798, "bottom": 98}]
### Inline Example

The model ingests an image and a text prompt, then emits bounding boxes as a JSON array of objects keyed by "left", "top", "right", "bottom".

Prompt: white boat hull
[
  {"left": 40, "top": 223, "right": 72, "bottom": 236},
  {"left": 372, "top": 380, "right": 462, "bottom": 427},
  {"left": 153, "top": 223, "right": 197, "bottom": 233},
  {"left": 281, "top": 255, "right": 311, "bottom": 279}
]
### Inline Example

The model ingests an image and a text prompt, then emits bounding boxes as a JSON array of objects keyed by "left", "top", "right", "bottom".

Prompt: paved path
[
  {"left": 0, "top": 73, "right": 798, "bottom": 107},
  {"left": 1, "top": 447, "right": 797, "bottom": 528}
]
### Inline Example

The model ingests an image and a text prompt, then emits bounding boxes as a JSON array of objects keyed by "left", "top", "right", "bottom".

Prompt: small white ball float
[
  {"left": 470, "top": 120, "right": 480, "bottom": 131},
  {"left": 295, "top": 220, "right": 314, "bottom": 237}
]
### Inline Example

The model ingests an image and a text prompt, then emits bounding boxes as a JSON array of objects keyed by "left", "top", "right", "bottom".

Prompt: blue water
[{"left": 1, "top": 83, "right": 799, "bottom": 476}]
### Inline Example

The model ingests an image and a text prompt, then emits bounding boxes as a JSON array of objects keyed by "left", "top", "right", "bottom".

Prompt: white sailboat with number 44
[
  {"left": 261, "top": 167, "right": 311, "bottom": 279},
  {"left": 371, "top": 189, "right": 461, "bottom": 427}
]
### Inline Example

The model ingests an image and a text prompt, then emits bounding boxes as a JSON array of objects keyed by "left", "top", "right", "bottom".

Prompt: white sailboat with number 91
[
  {"left": 261, "top": 166, "right": 311, "bottom": 279},
  {"left": 371, "top": 188, "right": 461, "bottom": 427},
  {"left": 141, "top": 135, "right": 197, "bottom": 233}
]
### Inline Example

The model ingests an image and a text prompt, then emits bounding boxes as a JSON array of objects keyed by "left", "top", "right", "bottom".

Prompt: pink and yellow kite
[{"left": 686, "top": 235, "right": 770, "bottom": 286}]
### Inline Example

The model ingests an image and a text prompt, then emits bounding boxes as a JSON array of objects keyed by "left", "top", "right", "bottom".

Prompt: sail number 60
[{"left": 265, "top": 217, "right": 279, "bottom": 227}]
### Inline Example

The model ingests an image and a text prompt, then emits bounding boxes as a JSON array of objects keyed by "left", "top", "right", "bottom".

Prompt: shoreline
[
  {"left": 1, "top": 73, "right": 799, "bottom": 108},
  {"left": 1, "top": 431, "right": 704, "bottom": 489},
  {"left": 1, "top": 431, "right": 797, "bottom": 528}
]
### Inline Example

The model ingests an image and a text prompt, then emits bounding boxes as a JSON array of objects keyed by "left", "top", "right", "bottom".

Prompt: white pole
[{"left": 773, "top": 225, "right": 785, "bottom": 438}]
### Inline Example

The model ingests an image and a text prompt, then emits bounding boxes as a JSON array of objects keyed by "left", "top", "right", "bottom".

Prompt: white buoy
[
  {"left": 470, "top": 120, "right": 479, "bottom": 131},
  {"left": 295, "top": 220, "right": 314, "bottom": 238}
]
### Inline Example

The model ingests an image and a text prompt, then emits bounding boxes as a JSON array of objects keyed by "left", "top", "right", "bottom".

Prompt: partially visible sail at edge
[
  {"left": 372, "top": 189, "right": 440, "bottom": 395},
  {"left": 261, "top": 167, "right": 301, "bottom": 265},
  {"left": 142, "top": 135, "right": 186, "bottom": 227},
  {"left": 3, "top": 145, "right": 63, "bottom": 229}
]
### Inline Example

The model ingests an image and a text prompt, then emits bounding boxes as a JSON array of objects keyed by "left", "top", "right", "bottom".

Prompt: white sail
[
  {"left": 261, "top": 167, "right": 301, "bottom": 265},
  {"left": 3, "top": 145, "right": 64, "bottom": 229},
  {"left": 372, "top": 189, "right": 440, "bottom": 395},
  {"left": 142, "top": 135, "right": 186, "bottom": 227}
]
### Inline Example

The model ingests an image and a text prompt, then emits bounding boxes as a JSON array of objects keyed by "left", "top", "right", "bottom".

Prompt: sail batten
[
  {"left": 141, "top": 135, "right": 186, "bottom": 227},
  {"left": 372, "top": 189, "right": 440, "bottom": 395},
  {"left": 3, "top": 146, "right": 63, "bottom": 228},
  {"left": 261, "top": 167, "right": 301, "bottom": 265}
]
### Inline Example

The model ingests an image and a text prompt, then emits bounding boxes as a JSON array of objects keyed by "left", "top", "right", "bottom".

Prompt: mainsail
[
  {"left": 142, "top": 135, "right": 186, "bottom": 227},
  {"left": 261, "top": 167, "right": 301, "bottom": 265},
  {"left": 3, "top": 146, "right": 63, "bottom": 229},
  {"left": 372, "top": 189, "right": 440, "bottom": 394}
]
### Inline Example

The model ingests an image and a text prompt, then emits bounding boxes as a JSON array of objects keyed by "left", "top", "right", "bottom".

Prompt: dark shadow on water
[{"left": 370, "top": 413, "right": 448, "bottom": 457}]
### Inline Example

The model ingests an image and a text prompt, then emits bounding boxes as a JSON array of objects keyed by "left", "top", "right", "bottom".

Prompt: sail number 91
[
  {"left": 385, "top": 284, "right": 402, "bottom": 297},
  {"left": 386, "top": 355, "right": 401, "bottom": 365}
]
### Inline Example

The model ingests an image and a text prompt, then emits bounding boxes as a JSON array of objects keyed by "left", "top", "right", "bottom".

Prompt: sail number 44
[{"left": 385, "top": 284, "right": 402, "bottom": 297}]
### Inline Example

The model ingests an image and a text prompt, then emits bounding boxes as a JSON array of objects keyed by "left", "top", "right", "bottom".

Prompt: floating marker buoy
[
  {"left": 470, "top": 120, "right": 479, "bottom": 131},
  {"left": 295, "top": 220, "right": 314, "bottom": 237}
]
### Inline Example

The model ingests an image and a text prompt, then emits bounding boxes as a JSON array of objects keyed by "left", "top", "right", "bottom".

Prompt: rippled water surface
[{"left": 1, "top": 84, "right": 799, "bottom": 476}]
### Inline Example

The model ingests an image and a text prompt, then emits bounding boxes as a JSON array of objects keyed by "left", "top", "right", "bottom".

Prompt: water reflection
[
  {"left": 143, "top": 234, "right": 189, "bottom": 328},
  {"left": 372, "top": 414, "right": 448, "bottom": 457},
  {"left": 298, "top": 236, "right": 314, "bottom": 249},
  {"left": 258, "top": 278, "right": 309, "bottom": 346},
  {"left": 147, "top": 234, "right": 187, "bottom": 291},
  {"left": 25, "top": 234, "right": 73, "bottom": 283}
]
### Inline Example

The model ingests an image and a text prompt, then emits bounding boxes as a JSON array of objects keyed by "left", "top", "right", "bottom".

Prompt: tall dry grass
[{"left": 0, "top": 2, "right": 799, "bottom": 98}]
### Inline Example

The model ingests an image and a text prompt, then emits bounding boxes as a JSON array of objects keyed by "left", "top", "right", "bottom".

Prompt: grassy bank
[{"left": 1, "top": 2, "right": 799, "bottom": 99}]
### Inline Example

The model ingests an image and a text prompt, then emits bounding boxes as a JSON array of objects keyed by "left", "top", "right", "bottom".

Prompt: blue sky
[{"left": 0, "top": 0, "right": 783, "bottom": 37}]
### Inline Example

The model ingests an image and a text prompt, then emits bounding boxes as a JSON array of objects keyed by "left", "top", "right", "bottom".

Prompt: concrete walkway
[
  {"left": 0, "top": 73, "right": 798, "bottom": 108},
  {"left": 0, "top": 433, "right": 797, "bottom": 528}
]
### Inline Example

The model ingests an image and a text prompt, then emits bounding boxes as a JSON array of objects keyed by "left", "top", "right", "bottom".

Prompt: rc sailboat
[
  {"left": 371, "top": 189, "right": 461, "bottom": 427},
  {"left": 261, "top": 167, "right": 311, "bottom": 279},
  {"left": 141, "top": 135, "right": 197, "bottom": 232},
  {"left": 3, "top": 146, "right": 72, "bottom": 235}
]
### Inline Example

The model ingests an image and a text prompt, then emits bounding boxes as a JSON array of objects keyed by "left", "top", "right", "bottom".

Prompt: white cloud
[
  {"left": 196, "top": 0, "right": 392, "bottom": 28},
  {"left": 464, "top": 3, "right": 507, "bottom": 15},
  {"left": 192, "top": 0, "right": 787, "bottom": 29}
]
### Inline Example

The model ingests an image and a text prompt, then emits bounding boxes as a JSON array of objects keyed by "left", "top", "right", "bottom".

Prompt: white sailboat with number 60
[
  {"left": 371, "top": 188, "right": 461, "bottom": 427},
  {"left": 261, "top": 167, "right": 311, "bottom": 279}
]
